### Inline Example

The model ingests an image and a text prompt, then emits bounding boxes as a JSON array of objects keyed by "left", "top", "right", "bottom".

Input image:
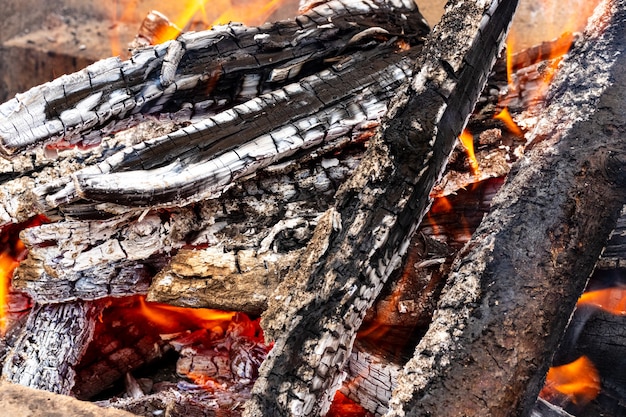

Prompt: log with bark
[
  {"left": 0, "top": 0, "right": 625, "bottom": 415},
  {"left": 387, "top": 0, "right": 626, "bottom": 416},
  {"left": 245, "top": 0, "right": 519, "bottom": 415}
]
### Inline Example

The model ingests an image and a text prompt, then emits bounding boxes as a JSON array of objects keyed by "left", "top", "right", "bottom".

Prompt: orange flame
[
  {"left": 149, "top": 0, "right": 286, "bottom": 45},
  {"left": 459, "top": 129, "right": 480, "bottom": 177},
  {"left": 209, "top": 0, "right": 285, "bottom": 29},
  {"left": 494, "top": 108, "right": 523, "bottom": 137},
  {"left": 0, "top": 215, "right": 47, "bottom": 335},
  {"left": 577, "top": 287, "right": 626, "bottom": 315},
  {"left": 540, "top": 356, "right": 600, "bottom": 406},
  {"left": 136, "top": 296, "right": 236, "bottom": 334},
  {"left": 0, "top": 251, "right": 20, "bottom": 334},
  {"left": 498, "top": 0, "right": 600, "bottom": 131},
  {"left": 426, "top": 196, "right": 453, "bottom": 238}
]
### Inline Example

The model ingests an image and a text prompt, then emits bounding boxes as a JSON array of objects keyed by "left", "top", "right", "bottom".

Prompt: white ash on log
[
  {"left": 246, "top": 0, "right": 518, "bottom": 415},
  {"left": 387, "top": 0, "right": 626, "bottom": 415},
  {"left": 0, "top": 0, "right": 428, "bottom": 158},
  {"left": 2, "top": 301, "right": 98, "bottom": 395}
]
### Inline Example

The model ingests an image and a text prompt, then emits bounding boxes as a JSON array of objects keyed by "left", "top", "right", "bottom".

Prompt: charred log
[
  {"left": 2, "top": 301, "right": 98, "bottom": 395},
  {"left": 245, "top": 0, "right": 518, "bottom": 415},
  {"left": 0, "top": 0, "right": 428, "bottom": 157},
  {"left": 388, "top": 1, "right": 626, "bottom": 416}
]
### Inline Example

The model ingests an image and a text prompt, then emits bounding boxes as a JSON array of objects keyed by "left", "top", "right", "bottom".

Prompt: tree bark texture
[
  {"left": 1, "top": 301, "right": 98, "bottom": 395},
  {"left": 388, "top": 1, "right": 626, "bottom": 416},
  {"left": 245, "top": 0, "right": 518, "bottom": 416}
]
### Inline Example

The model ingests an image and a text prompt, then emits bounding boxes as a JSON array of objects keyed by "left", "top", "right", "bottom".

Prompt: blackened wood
[
  {"left": 245, "top": 0, "right": 518, "bottom": 415},
  {"left": 389, "top": 0, "right": 626, "bottom": 415},
  {"left": 0, "top": 0, "right": 427, "bottom": 157},
  {"left": 63, "top": 49, "right": 416, "bottom": 208},
  {"left": 1, "top": 301, "right": 98, "bottom": 394},
  {"left": 554, "top": 304, "right": 626, "bottom": 410}
]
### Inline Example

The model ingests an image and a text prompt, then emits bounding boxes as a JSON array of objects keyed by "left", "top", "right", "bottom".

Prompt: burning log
[
  {"left": 2, "top": 301, "right": 98, "bottom": 394},
  {"left": 1, "top": 0, "right": 624, "bottom": 415},
  {"left": 386, "top": 0, "right": 626, "bottom": 416},
  {"left": 0, "top": 0, "right": 428, "bottom": 158},
  {"left": 245, "top": 0, "right": 518, "bottom": 415}
]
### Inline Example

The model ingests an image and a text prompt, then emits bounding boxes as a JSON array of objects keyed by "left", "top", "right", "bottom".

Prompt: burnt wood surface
[
  {"left": 387, "top": 0, "right": 626, "bottom": 416},
  {"left": 1, "top": 301, "right": 98, "bottom": 395},
  {"left": 0, "top": 0, "right": 428, "bottom": 157},
  {"left": 245, "top": 0, "right": 518, "bottom": 415},
  {"left": 3, "top": 0, "right": 626, "bottom": 416}
]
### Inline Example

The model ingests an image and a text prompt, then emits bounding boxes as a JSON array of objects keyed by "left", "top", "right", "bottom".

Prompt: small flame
[
  {"left": 540, "top": 356, "right": 600, "bottom": 406},
  {"left": 459, "top": 129, "right": 480, "bottom": 177},
  {"left": 577, "top": 287, "right": 626, "bottom": 315},
  {"left": 0, "top": 251, "right": 20, "bottom": 334},
  {"left": 499, "top": 0, "right": 599, "bottom": 125},
  {"left": 0, "top": 215, "right": 47, "bottom": 335},
  {"left": 494, "top": 108, "right": 523, "bottom": 137},
  {"left": 136, "top": 296, "right": 236, "bottom": 334},
  {"left": 209, "top": 0, "right": 286, "bottom": 29}
]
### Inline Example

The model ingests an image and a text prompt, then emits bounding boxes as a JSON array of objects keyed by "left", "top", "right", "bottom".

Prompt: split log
[
  {"left": 387, "top": 0, "right": 626, "bottom": 415},
  {"left": 245, "top": 0, "right": 518, "bottom": 415},
  {"left": 0, "top": 8, "right": 426, "bottom": 226}
]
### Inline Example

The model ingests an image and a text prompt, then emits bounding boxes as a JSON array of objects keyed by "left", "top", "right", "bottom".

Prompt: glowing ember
[
  {"left": 540, "top": 356, "right": 600, "bottom": 406},
  {"left": 578, "top": 287, "right": 626, "bottom": 315},
  {"left": 494, "top": 107, "right": 523, "bottom": 137},
  {"left": 327, "top": 391, "right": 373, "bottom": 417},
  {"left": 0, "top": 251, "right": 20, "bottom": 334},
  {"left": 458, "top": 129, "right": 479, "bottom": 176}
]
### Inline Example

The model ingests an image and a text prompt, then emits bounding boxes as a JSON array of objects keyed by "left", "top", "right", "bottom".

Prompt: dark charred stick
[
  {"left": 0, "top": 0, "right": 427, "bottom": 158},
  {"left": 48, "top": 49, "right": 417, "bottom": 209},
  {"left": 244, "top": 0, "right": 518, "bottom": 415},
  {"left": 388, "top": 0, "right": 626, "bottom": 416}
]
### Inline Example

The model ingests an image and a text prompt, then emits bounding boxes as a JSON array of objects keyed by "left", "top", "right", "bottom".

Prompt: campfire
[{"left": 0, "top": 0, "right": 625, "bottom": 416}]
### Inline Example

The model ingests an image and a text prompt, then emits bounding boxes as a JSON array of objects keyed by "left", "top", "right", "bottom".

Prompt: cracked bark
[
  {"left": 244, "top": 0, "right": 519, "bottom": 416},
  {"left": 388, "top": 0, "right": 626, "bottom": 415}
]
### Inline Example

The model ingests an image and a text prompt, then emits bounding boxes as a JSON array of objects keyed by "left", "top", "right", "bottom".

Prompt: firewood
[
  {"left": 1, "top": 0, "right": 612, "bottom": 415},
  {"left": 0, "top": 0, "right": 428, "bottom": 158},
  {"left": 245, "top": 0, "right": 519, "bottom": 415},
  {"left": 1, "top": 301, "right": 98, "bottom": 395},
  {"left": 388, "top": 0, "right": 626, "bottom": 415}
]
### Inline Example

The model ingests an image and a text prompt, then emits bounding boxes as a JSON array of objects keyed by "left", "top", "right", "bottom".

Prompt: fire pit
[{"left": 0, "top": 0, "right": 624, "bottom": 416}]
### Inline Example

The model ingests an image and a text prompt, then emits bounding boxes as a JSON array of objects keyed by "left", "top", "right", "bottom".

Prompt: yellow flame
[
  {"left": 541, "top": 356, "right": 600, "bottom": 406},
  {"left": 459, "top": 129, "right": 480, "bottom": 177},
  {"left": 137, "top": 296, "right": 236, "bottom": 333},
  {"left": 494, "top": 108, "right": 523, "bottom": 137}
]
